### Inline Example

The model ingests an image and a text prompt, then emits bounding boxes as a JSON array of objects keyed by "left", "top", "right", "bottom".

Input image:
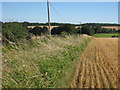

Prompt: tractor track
[{"left": 72, "top": 38, "right": 118, "bottom": 88}]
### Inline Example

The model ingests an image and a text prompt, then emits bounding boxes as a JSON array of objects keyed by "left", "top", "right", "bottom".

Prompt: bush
[
  {"left": 42, "top": 27, "right": 49, "bottom": 35},
  {"left": 81, "top": 25, "right": 95, "bottom": 36},
  {"left": 51, "top": 24, "right": 76, "bottom": 35},
  {"left": 89, "top": 29, "right": 95, "bottom": 36},
  {"left": 29, "top": 26, "right": 48, "bottom": 36},
  {"left": 51, "top": 27, "right": 62, "bottom": 35},
  {"left": 61, "top": 31, "right": 69, "bottom": 37},
  {"left": 112, "top": 35, "right": 118, "bottom": 38},
  {"left": 29, "top": 26, "right": 42, "bottom": 36},
  {"left": 76, "top": 28, "right": 82, "bottom": 34},
  {"left": 60, "top": 24, "right": 76, "bottom": 34},
  {"left": 2, "top": 22, "right": 30, "bottom": 45}
]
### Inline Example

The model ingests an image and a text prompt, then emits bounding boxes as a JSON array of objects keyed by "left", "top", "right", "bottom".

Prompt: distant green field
[{"left": 94, "top": 33, "right": 119, "bottom": 38}]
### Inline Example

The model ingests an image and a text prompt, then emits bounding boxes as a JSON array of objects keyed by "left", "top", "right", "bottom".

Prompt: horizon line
[{"left": 1, "top": 21, "right": 119, "bottom": 24}]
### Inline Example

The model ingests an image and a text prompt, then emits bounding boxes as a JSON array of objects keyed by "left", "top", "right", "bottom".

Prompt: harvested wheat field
[{"left": 72, "top": 38, "right": 119, "bottom": 88}]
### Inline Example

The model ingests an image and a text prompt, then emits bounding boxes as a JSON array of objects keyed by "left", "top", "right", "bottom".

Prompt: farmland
[
  {"left": 72, "top": 38, "right": 118, "bottom": 88},
  {"left": 2, "top": 22, "right": 119, "bottom": 88},
  {"left": 94, "top": 33, "right": 119, "bottom": 38},
  {"left": 2, "top": 35, "right": 119, "bottom": 88}
]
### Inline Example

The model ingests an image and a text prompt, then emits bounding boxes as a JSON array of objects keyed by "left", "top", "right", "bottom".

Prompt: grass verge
[{"left": 2, "top": 35, "right": 91, "bottom": 88}]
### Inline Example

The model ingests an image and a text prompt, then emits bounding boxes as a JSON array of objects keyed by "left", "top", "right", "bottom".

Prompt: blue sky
[
  {"left": 2, "top": 2, "right": 118, "bottom": 24},
  {"left": 118, "top": 2, "right": 120, "bottom": 24}
]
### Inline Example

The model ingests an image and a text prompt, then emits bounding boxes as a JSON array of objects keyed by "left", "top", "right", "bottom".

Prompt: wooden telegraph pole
[
  {"left": 80, "top": 22, "right": 82, "bottom": 34},
  {"left": 47, "top": 0, "right": 51, "bottom": 35}
]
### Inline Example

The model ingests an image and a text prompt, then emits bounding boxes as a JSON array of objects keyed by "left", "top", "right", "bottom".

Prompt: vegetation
[
  {"left": 2, "top": 21, "right": 119, "bottom": 88},
  {"left": 2, "top": 35, "right": 91, "bottom": 88},
  {"left": 94, "top": 33, "right": 119, "bottom": 38},
  {"left": 81, "top": 25, "right": 95, "bottom": 36},
  {"left": 2, "top": 22, "right": 31, "bottom": 46},
  {"left": 51, "top": 24, "right": 77, "bottom": 35},
  {"left": 97, "top": 28, "right": 118, "bottom": 33},
  {"left": 2, "top": 22, "right": 48, "bottom": 46},
  {"left": 10, "top": 21, "right": 120, "bottom": 26},
  {"left": 2, "top": 22, "right": 120, "bottom": 40},
  {"left": 2, "top": 21, "right": 92, "bottom": 88},
  {"left": 82, "top": 24, "right": 118, "bottom": 34},
  {"left": 82, "top": 23, "right": 120, "bottom": 26},
  {"left": 29, "top": 26, "right": 48, "bottom": 36},
  {"left": 18, "top": 21, "right": 72, "bottom": 26}
]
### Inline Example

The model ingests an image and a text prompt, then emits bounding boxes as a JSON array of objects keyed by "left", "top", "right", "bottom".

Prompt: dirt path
[{"left": 72, "top": 38, "right": 118, "bottom": 88}]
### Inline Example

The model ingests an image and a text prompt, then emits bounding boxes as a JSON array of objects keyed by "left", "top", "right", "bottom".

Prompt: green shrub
[
  {"left": 2, "top": 22, "right": 31, "bottom": 45},
  {"left": 30, "top": 26, "right": 48, "bottom": 36},
  {"left": 81, "top": 25, "right": 95, "bottom": 36},
  {"left": 51, "top": 24, "right": 76, "bottom": 35}
]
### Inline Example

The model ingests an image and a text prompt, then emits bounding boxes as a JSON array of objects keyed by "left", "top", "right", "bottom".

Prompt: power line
[{"left": 49, "top": 2, "right": 66, "bottom": 22}]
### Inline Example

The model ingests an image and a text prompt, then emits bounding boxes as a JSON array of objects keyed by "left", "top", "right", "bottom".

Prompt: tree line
[
  {"left": 3, "top": 21, "right": 120, "bottom": 27},
  {"left": 2, "top": 22, "right": 119, "bottom": 46}
]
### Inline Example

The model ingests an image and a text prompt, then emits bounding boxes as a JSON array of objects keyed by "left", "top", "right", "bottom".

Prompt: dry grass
[
  {"left": 2, "top": 35, "right": 91, "bottom": 88},
  {"left": 102, "top": 26, "right": 120, "bottom": 30},
  {"left": 73, "top": 38, "right": 118, "bottom": 88}
]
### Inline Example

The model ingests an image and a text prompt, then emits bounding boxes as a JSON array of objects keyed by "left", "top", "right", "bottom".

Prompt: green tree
[
  {"left": 51, "top": 27, "right": 62, "bottom": 35},
  {"left": 81, "top": 25, "right": 95, "bottom": 36},
  {"left": 30, "top": 26, "right": 42, "bottom": 36},
  {"left": 60, "top": 24, "right": 76, "bottom": 34},
  {"left": 42, "top": 27, "right": 48, "bottom": 35},
  {"left": 30, "top": 26, "right": 49, "bottom": 36},
  {"left": 51, "top": 24, "right": 76, "bottom": 35},
  {"left": 93, "top": 25, "right": 102, "bottom": 33},
  {"left": 23, "top": 21, "right": 30, "bottom": 27}
]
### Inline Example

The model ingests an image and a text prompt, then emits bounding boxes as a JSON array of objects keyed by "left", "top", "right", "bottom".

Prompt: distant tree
[
  {"left": 89, "top": 28, "right": 95, "bottom": 36},
  {"left": 94, "top": 25, "right": 102, "bottom": 33},
  {"left": 29, "top": 26, "right": 49, "bottom": 36},
  {"left": 99, "top": 28, "right": 117, "bottom": 33},
  {"left": 112, "top": 29, "right": 117, "bottom": 33},
  {"left": 118, "top": 29, "right": 120, "bottom": 33},
  {"left": 51, "top": 24, "right": 76, "bottom": 35},
  {"left": 60, "top": 24, "right": 76, "bottom": 34},
  {"left": 76, "top": 27, "right": 82, "bottom": 34},
  {"left": 42, "top": 27, "right": 48, "bottom": 35},
  {"left": 30, "top": 26, "right": 42, "bottom": 36},
  {"left": 51, "top": 27, "right": 62, "bottom": 35},
  {"left": 81, "top": 25, "right": 95, "bottom": 36},
  {"left": 23, "top": 21, "right": 30, "bottom": 27}
]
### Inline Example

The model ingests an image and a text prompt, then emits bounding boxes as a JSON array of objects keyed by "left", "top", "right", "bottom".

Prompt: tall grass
[{"left": 2, "top": 35, "right": 91, "bottom": 88}]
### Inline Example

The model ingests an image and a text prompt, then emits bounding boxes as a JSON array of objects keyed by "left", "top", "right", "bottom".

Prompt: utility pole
[
  {"left": 47, "top": 0, "right": 51, "bottom": 35},
  {"left": 80, "top": 22, "right": 82, "bottom": 35}
]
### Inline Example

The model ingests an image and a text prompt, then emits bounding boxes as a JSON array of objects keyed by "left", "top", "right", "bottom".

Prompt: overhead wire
[{"left": 49, "top": 2, "right": 66, "bottom": 23}]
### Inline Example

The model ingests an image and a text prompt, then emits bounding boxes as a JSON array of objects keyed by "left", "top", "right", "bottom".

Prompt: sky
[
  {"left": 1, "top": 0, "right": 120, "bottom": 2},
  {"left": 2, "top": 2, "right": 118, "bottom": 24},
  {"left": 118, "top": 2, "right": 120, "bottom": 24}
]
